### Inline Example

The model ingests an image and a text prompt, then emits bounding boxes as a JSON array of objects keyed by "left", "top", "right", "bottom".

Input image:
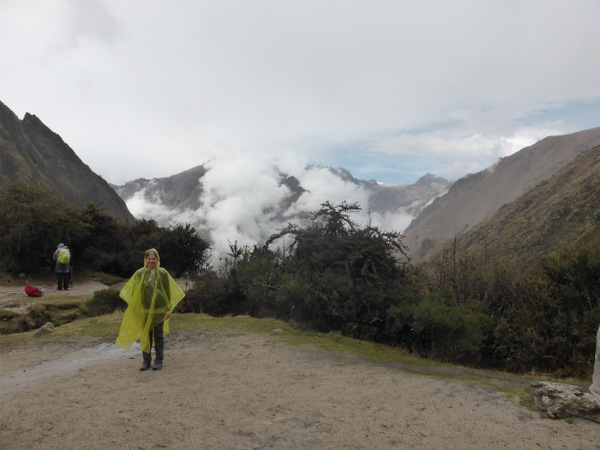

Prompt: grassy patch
[
  {"left": 0, "top": 315, "right": 122, "bottom": 350},
  {"left": 81, "top": 271, "right": 126, "bottom": 286},
  {"left": 54, "top": 315, "right": 123, "bottom": 338},
  {"left": 0, "top": 293, "right": 93, "bottom": 335},
  {"left": 171, "top": 314, "right": 425, "bottom": 364},
  {"left": 44, "top": 297, "right": 90, "bottom": 308}
]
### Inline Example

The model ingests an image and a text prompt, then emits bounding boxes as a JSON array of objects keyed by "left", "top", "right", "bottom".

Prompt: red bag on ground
[{"left": 24, "top": 285, "right": 43, "bottom": 297}]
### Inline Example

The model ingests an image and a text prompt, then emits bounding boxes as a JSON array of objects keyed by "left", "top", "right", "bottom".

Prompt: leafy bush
[
  {"left": 84, "top": 289, "right": 125, "bottom": 317},
  {"left": 410, "top": 290, "right": 493, "bottom": 363},
  {"left": 178, "top": 270, "right": 243, "bottom": 316},
  {"left": 423, "top": 237, "right": 600, "bottom": 376},
  {"left": 489, "top": 244, "right": 600, "bottom": 376}
]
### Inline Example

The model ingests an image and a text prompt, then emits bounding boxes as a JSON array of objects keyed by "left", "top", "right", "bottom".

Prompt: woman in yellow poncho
[{"left": 116, "top": 248, "right": 185, "bottom": 371}]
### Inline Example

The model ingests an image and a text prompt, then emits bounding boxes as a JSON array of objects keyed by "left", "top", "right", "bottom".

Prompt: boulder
[
  {"left": 527, "top": 381, "right": 600, "bottom": 419},
  {"left": 33, "top": 321, "right": 55, "bottom": 336}
]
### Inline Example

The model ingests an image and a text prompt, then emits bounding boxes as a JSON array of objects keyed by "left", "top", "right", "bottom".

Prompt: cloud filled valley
[{"left": 117, "top": 154, "right": 449, "bottom": 263}]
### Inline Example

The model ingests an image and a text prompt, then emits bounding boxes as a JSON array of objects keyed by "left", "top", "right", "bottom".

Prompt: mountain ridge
[
  {"left": 447, "top": 145, "right": 600, "bottom": 270},
  {"left": 0, "top": 101, "right": 134, "bottom": 222},
  {"left": 115, "top": 166, "right": 450, "bottom": 217},
  {"left": 404, "top": 125, "right": 600, "bottom": 261},
  {"left": 4, "top": 97, "right": 598, "bottom": 269}
]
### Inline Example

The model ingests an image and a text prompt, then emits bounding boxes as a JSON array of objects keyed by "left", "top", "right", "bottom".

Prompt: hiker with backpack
[{"left": 53, "top": 243, "right": 71, "bottom": 291}]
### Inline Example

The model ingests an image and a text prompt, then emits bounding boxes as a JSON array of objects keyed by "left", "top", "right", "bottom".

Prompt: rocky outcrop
[
  {"left": 33, "top": 322, "right": 55, "bottom": 336},
  {"left": 528, "top": 381, "right": 600, "bottom": 419},
  {"left": 0, "top": 100, "right": 134, "bottom": 222}
]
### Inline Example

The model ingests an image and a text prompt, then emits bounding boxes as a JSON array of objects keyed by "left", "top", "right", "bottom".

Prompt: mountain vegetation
[
  {"left": 448, "top": 146, "right": 600, "bottom": 271},
  {"left": 0, "top": 183, "right": 209, "bottom": 277}
]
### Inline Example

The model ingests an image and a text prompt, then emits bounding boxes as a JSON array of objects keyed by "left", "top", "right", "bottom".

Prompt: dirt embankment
[{"left": 0, "top": 279, "right": 118, "bottom": 334}]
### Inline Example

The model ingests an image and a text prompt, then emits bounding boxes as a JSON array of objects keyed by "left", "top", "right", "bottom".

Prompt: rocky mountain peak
[{"left": 0, "top": 101, "right": 134, "bottom": 222}]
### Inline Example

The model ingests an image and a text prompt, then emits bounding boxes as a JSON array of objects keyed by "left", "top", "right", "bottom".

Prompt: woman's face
[{"left": 146, "top": 253, "right": 158, "bottom": 269}]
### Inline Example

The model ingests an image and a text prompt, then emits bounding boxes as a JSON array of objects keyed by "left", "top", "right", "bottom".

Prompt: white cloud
[
  {"left": 125, "top": 153, "right": 419, "bottom": 262},
  {"left": 1, "top": 0, "right": 600, "bottom": 186},
  {"left": 125, "top": 185, "right": 173, "bottom": 221}
]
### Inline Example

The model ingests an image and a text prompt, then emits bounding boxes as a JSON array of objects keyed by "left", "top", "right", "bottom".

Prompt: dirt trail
[
  {"left": 1, "top": 282, "right": 599, "bottom": 449},
  {"left": 0, "top": 279, "right": 115, "bottom": 315}
]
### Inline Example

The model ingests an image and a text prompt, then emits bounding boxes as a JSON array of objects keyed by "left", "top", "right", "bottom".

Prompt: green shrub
[
  {"left": 411, "top": 290, "right": 493, "bottom": 364},
  {"left": 179, "top": 270, "right": 237, "bottom": 316},
  {"left": 84, "top": 289, "right": 124, "bottom": 317}
]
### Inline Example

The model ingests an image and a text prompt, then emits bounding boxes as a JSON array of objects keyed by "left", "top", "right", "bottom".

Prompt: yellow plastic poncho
[{"left": 116, "top": 251, "right": 185, "bottom": 353}]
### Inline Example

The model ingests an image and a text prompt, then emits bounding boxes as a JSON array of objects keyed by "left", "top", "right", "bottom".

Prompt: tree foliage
[
  {"left": 0, "top": 183, "right": 209, "bottom": 278},
  {"left": 189, "top": 202, "right": 427, "bottom": 344},
  {"left": 421, "top": 238, "right": 600, "bottom": 376},
  {"left": 0, "top": 183, "right": 84, "bottom": 272}
]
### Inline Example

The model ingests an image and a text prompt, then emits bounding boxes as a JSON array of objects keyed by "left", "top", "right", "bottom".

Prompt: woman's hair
[{"left": 143, "top": 248, "right": 161, "bottom": 268}]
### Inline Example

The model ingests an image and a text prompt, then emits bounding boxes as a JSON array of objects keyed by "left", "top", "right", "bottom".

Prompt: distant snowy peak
[
  {"left": 114, "top": 162, "right": 451, "bottom": 221},
  {"left": 113, "top": 161, "right": 450, "bottom": 260},
  {"left": 308, "top": 163, "right": 447, "bottom": 190}
]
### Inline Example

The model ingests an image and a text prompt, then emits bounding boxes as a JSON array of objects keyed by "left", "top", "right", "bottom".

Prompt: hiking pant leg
[
  {"left": 142, "top": 350, "right": 152, "bottom": 363},
  {"left": 57, "top": 273, "right": 67, "bottom": 290},
  {"left": 154, "top": 322, "right": 164, "bottom": 362},
  {"left": 142, "top": 324, "right": 155, "bottom": 363}
]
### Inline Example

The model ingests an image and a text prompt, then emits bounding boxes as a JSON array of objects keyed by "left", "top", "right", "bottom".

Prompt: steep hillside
[
  {"left": 450, "top": 146, "right": 600, "bottom": 270},
  {"left": 113, "top": 165, "right": 210, "bottom": 211},
  {"left": 404, "top": 126, "right": 600, "bottom": 261},
  {"left": 0, "top": 101, "right": 134, "bottom": 222}
]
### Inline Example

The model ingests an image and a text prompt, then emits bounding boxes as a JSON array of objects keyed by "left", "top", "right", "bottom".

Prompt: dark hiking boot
[
  {"left": 140, "top": 361, "right": 151, "bottom": 371},
  {"left": 152, "top": 360, "right": 163, "bottom": 370}
]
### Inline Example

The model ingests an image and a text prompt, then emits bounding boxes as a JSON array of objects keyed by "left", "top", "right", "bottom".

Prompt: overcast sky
[{"left": 2, "top": 0, "right": 600, "bottom": 186}]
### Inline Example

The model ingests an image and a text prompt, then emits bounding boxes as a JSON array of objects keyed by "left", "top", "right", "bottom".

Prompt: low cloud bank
[{"left": 126, "top": 154, "right": 415, "bottom": 264}]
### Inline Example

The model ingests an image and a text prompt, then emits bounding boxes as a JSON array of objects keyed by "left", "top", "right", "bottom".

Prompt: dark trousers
[
  {"left": 142, "top": 322, "right": 164, "bottom": 362},
  {"left": 57, "top": 272, "right": 69, "bottom": 290}
]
